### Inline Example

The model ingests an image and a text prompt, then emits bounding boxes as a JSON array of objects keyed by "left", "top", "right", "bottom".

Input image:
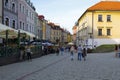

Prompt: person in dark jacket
[
  {"left": 82, "top": 47, "right": 87, "bottom": 61},
  {"left": 56, "top": 47, "right": 59, "bottom": 56},
  {"left": 115, "top": 44, "right": 118, "bottom": 57},
  {"left": 26, "top": 45, "right": 32, "bottom": 61}
]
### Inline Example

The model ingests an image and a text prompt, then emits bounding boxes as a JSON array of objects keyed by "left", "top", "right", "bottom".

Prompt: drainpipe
[{"left": 92, "top": 11, "right": 94, "bottom": 49}]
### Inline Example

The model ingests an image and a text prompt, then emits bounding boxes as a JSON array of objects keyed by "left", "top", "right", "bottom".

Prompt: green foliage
[{"left": 92, "top": 44, "right": 115, "bottom": 53}]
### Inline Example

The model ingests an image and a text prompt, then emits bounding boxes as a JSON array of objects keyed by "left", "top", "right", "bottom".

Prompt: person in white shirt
[
  {"left": 70, "top": 45, "right": 75, "bottom": 60},
  {"left": 26, "top": 45, "right": 32, "bottom": 61}
]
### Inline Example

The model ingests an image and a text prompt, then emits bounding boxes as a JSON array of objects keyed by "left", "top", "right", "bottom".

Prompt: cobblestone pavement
[{"left": 0, "top": 52, "right": 120, "bottom": 80}]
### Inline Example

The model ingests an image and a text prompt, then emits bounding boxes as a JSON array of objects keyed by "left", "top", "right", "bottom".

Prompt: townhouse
[
  {"left": 77, "top": 0, "right": 120, "bottom": 48},
  {"left": 3, "top": 0, "right": 18, "bottom": 29}
]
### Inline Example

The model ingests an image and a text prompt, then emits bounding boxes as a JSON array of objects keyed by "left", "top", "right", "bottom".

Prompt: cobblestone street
[{"left": 0, "top": 52, "right": 120, "bottom": 80}]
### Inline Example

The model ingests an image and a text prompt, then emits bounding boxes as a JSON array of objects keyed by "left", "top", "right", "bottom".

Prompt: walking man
[
  {"left": 26, "top": 45, "right": 32, "bottom": 61},
  {"left": 77, "top": 45, "right": 83, "bottom": 61}
]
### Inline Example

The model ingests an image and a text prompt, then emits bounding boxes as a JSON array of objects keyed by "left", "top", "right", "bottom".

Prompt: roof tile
[{"left": 88, "top": 1, "right": 120, "bottom": 11}]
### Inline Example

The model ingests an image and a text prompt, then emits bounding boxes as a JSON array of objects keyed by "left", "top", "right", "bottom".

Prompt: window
[
  {"left": 5, "top": 18, "right": 9, "bottom": 26},
  {"left": 98, "top": 29, "right": 102, "bottom": 36},
  {"left": 107, "top": 29, "right": 111, "bottom": 36},
  {"left": 20, "top": 4, "right": 21, "bottom": 12},
  {"left": 107, "top": 15, "right": 111, "bottom": 22},
  {"left": 22, "top": 6, "right": 24, "bottom": 13},
  {"left": 5, "top": 0, "right": 8, "bottom": 7},
  {"left": 30, "top": 12, "right": 31, "bottom": 18},
  {"left": 27, "top": 24, "right": 28, "bottom": 31},
  {"left": 26, "top": 9, "right": 28, "bottom": 16},
  {"left": 30, "top": 26, "right": 31, "bottom": 32},
  {"left": 12, "top": 20, "right": 15, "bottom": 28},
  {"left": 98, "top": 15, "right": 102, "bottom": 22},
  {"left": 23, "top": 23, "right": 24, "bottom": 30},
  {"left": 20, "top": 21, "right": 22, "bottom": 29},
  {"left": 12, "top": 3, "right": 15, "bottom": 12}
]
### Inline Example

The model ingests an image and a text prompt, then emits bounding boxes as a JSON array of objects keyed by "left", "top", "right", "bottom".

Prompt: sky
[{"left": 31, "top": 0, "right": 101, "bottom": 34}]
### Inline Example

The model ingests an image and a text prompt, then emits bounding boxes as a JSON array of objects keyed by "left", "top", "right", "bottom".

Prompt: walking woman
[{"left": 70, "top": 45, "right": 75, "bottom": 60}]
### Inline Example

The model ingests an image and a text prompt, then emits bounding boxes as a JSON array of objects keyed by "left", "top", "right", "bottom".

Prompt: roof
[
  {"left": 88, "top": 1, "right": 120, "bottom": 11},
  {"left": 38, "top": 15, "right": 45, "bottom": 20},
  {"left": 78, "top": 1, "right": 120, "bottom": 21}
]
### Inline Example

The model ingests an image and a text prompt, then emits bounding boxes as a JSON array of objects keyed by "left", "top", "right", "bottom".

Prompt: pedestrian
[
  {"left": 19, "top": 46, "right": 25, "bottom": 61},
  {"left": 115, "top": 44, "right": 118, "bottom": 57},
  {"left": 77, "top": 45, "right": 83, "bottom": 61},
  {"left": 44, "top": 46, "right": 48, "bottom": 55},
  {"left": 56, "top": 47, "right": 59, "bottom": 56},
  {"left": 118, "top": 45, "right": 120, "bottom": 58},
  {"left": 70, "top": 45, "right": 75, "bottom": 60},
  {"left": 82, "top": 47, "right": 87, "bottom": 61},
  {"left": 60, "top": 47, "right": 64, "bottom": 55},
  {"left": 26, "top": 45, "right": 32, "bottom": 61}
]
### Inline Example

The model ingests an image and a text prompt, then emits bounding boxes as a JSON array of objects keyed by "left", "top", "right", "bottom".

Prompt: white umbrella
[{"left": 68, "top": 42, "right": 74, "bottom": 45}]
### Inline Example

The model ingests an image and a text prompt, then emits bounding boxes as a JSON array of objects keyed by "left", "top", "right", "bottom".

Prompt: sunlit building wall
[{"left": 77, "top": 1, "right": 120, "bottom": 48}]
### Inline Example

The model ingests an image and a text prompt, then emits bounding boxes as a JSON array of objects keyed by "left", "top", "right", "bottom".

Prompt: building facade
[
  {"left": 18, "top": 0, "right": 26, "bottom": 30},
  {"left": 24, "top": 0, "right": 36, "bottom": 34},
  {"left": 77, "top": 1, "right": 120, "bottom": 48},
  {"left": 38, "top": 15, "right": 46, "bottom": 40},
  {"left": 49, "top": 23, "right": 61, "bottom": 44},
  {"left": 17, "top": 0, "right": 36, "bottom": 39},
  {"left": 36, "top": 14, "right": 41, "bottom": 39},
  {"left": 72, "top": 25, "right": 77, "bottom": 44},
  {"left": 3, "top": 0, "right": 18, "bottom": 29},
  {"left": 46, "top": 23, "right": 51, "bottom": 41}
]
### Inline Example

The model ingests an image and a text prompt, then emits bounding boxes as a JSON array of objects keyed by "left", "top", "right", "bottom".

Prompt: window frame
[
  {"left": 106, "top": 28, "right": 111, "bottom": 36},
  {"left": 5, "top": 18, "right": 9, "bottom": 26},
  {"left": 12, "top": 3, "right": 15, "bottom": 12},
  {"left": 98, "top": 15, "right": 103, "bottom": 22},
  {"left": 5, "top": 0, "right": 9, "bottom": 7},
  {"left": 12, "top": 20, "right": 15, "bottom": 29},
  {"left": 107, "top": 15, "right": 111, "bottom": 22},
  {"left": 98, "top": 28, "right": 102, "bottom": 36}
]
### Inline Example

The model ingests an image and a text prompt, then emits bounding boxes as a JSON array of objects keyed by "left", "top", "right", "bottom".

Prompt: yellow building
[
  {"left": 48, "top": 23, "right": 61, "bottom": 44},
  {"left": 77, "top": 1, "right": 120, "bottom": 48},
  {"left": 72, "top": 25, "right": 77, "bottom": 44},
  {"left": 67, "top": 32, "right": 72, "bottom": 43},
  {"left": 38, "top": 15, "right": 46, "bottom": 40}
]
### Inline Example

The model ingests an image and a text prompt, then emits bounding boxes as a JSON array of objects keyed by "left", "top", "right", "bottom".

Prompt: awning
[
  {"left": 0, "top": 23, "right": 18, "bottom": 38},
  {"left": 0, "top": 23, "right": 17, "bottom": 31},
  {"left": 0, "top": 29, "right": 18, "bottom": 38},
  {"left": 0, "top": 23, "right": 36, "bottom": 39},
  {"left": 18, "top": 29, "right": 35, "bottom": 39}
]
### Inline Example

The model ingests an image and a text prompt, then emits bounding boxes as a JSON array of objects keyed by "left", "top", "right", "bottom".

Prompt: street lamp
[{"left": 88, "top": 33, "right": 93, "bottom": 49}]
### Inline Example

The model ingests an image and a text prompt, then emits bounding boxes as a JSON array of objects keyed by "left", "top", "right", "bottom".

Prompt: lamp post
[
  {"left": 18, "top": 30, "right": 20, "bottom": 48},
  {"left": 88, "top": 33, "right": 93, "bottom": 49},
  {"left": 23, "top": 33, "right": 26, "bottom": 46},
  {"left": 5, "top": 30, "right": 8, "bottom": 55}
]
